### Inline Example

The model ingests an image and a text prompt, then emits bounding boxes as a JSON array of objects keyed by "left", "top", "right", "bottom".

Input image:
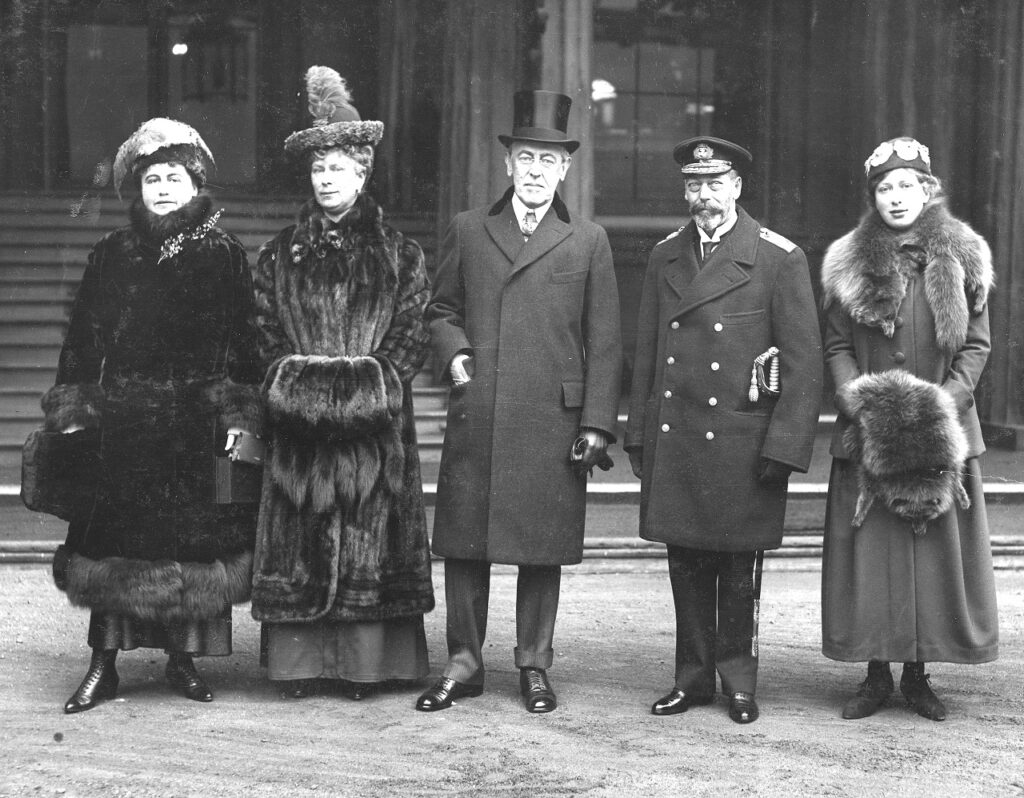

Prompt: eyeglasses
[{"left": 515, "top": 153, "right": 563, "bottom": 170}]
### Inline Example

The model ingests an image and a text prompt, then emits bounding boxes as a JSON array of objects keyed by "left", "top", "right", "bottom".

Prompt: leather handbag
[
  {"left": 213, "top": 430, "right": 265, "bottom": 504},
  {"left": 21, "top": 428, "right": 100, "bottom": 522}
]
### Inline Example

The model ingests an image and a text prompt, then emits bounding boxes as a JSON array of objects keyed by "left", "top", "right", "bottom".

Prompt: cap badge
[{"left": 694, "top": 143, "right": 714, "bottom": 162}]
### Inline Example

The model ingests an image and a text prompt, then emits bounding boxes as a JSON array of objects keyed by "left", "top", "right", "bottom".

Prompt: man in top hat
[
  {"left": 418, "top": 90, "right": 622, "bottom": 714},
  {"left": 624, "top": 136, "right": 822, "bottom": 723}
]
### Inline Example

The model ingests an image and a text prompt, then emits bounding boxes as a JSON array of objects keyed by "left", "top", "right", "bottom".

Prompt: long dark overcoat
[
  {"left": 45, "top": 194, "right": 263, "bottom": 622},
  {"left": 427, "top": 189, "right": 622, "bottom": 566},
  {"left": 249, "top": 194, "right": 435, "bottom": 623},
  {"left": 625, "top": 207, "right": 822, "bottom": 552},
  {"left": 820, "top": 199, "right": 998, "bottom": 663}
]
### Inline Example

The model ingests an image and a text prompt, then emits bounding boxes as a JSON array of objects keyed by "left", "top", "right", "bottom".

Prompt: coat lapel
[
  {"left": 484, "top": 203, "right": 524, "bottom": 266},
  {"left": 669, "top": 211, "right": 759, "bottom": 319},
  {"left": 508, "top": 211, "right": 572, "bottom": 280}
]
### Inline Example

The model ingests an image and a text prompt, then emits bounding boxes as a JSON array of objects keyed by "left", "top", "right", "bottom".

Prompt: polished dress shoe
[
  {"left": 64, "top": 650, "right": 119, "bottom": 714},
  {"left": 728, "top": 692, "right": 759, "bottom": 724},
  {"left": 415, "top": 677, "right": 483, "bottom": 712},
  {"left": 520, "top": 667, "right": 557, "bottom": 713},
  {"left": 900, "top": 670, "right": 946, "bottom": 721},
  {"left": 166, "top": 655, "right": 214, "bottom": 703},
  {"left": 842, "top": 666, "right": 894, "bottom": 719},
  {"left": 650, "top": 688, "right": 714, "bottom": 716}
]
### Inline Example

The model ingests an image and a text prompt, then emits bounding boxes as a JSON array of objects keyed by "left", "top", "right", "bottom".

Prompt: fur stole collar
[
  {"left": 821, "top": 199, "right": 993, "bottom": 352},
  {"left": 130, "top": 193, "right": 215, "bottom": 246},
  {"left": 288, "top": 192, "right": 398, "bottom": 289}
]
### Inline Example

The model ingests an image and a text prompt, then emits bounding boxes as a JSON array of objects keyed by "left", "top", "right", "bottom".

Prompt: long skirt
[
  {"left": 88, "top": 608, "right": 232, "bottom": 656},
  {"left": 265, "top": 617, "right": 429, "bottom": 683},
  {"left": 821, "top": 457, "right": 998, "bottom": 664}
]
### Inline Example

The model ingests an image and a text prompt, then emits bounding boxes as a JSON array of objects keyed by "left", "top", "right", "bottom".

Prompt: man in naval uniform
[{"left": 625, "top": 136, "right": 822, "bottom": 724}]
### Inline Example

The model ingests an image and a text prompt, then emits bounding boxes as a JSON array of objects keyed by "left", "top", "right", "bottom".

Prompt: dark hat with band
[
  {"left": 864, "top": 137, "right": 931, "bottom": 182},
  {"left": 674, "top": 136, "right": 752, "bottom": 176},
  {"left": 498, "top": 90, "right": 579, "bottom": 154}
]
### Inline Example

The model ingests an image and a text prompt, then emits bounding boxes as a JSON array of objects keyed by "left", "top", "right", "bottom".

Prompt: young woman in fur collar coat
[
  {"left": 48, "top": 119, "right": 264, "bottom": 713},
  {"left": 820, "top": 137, "right": 999, "bottom": 722},
  {"left": 249, "top": 67, "right": 434, "bottom": 699}
]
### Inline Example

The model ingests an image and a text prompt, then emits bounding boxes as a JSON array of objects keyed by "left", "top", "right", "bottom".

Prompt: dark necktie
[
  {"left": 522, "top": 210, "right": 538, "bottom": 240},
  {"left": 702, "top": 240, "right": 718, "bottom": 262}
]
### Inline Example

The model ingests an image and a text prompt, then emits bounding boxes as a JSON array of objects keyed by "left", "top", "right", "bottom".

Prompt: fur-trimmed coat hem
[{"left": 55, "top": 548, "right": 253, "bottom": 623}]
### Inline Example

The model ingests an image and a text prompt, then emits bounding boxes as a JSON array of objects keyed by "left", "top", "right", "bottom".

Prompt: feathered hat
[
  {"left": 112, "top": 118, "right": 214, "bottom": 199},
  {"left": 283, "top": 66, "right": 383, "bottom": 156}
]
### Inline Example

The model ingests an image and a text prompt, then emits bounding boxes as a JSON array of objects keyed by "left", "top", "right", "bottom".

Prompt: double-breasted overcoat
[
  {"left": 427, "top": 189, "right": 622, "bottom": 566},
  {"left": 625, "top": 207, "right": 822, "bottom": 552}
]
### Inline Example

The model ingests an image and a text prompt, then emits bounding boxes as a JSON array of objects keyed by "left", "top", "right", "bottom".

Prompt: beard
[{"left": 690, "top": 201, "right": 725, "bottom": 233}]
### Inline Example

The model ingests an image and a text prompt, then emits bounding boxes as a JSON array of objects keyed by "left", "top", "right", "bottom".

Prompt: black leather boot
[
  {"left": 900, "top": 662, "right": 946, "bottom": 721},
  {"left": 166, "top": 652, "right": 214, "bottom": 702},
  {"left": 64, "top": 649, "right": 119, "bottom": 714},
  {"left": 842, "top": 660, "right": 893, "bottom": 719}
]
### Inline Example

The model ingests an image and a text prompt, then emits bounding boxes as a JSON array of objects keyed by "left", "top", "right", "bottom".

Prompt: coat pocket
[
  {"left": 721, "top": 309, "right": 766, "bottom": 325},
  {"left": 551, "top": 268, "right": 588, "bottom": 283},
  {"left": 562, "top": 380, "right": 585, "bottom": 408}
]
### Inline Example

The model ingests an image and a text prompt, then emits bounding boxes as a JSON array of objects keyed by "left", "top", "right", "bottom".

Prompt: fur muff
[
  {"left": 250, "top": 190, "right": 433, "bottom": 624},
  {"left": 265, "top": 354, "right": 402, "bottom": 440},
  {"left": 841, "top": 370, "right": 969, "bottom": 534},
  {"left": 821, "top": 199, "right": 993, "bottom": 352},
  {"left": 41, "top": 383, "right": 104, "bottom": 431},
  {"left": 61, "top": 550, "right": 253, "bottom": 623}
]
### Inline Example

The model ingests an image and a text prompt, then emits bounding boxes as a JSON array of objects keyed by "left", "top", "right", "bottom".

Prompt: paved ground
[{"left": 2, "top": 562, "right": 1023, "bottom": 797}]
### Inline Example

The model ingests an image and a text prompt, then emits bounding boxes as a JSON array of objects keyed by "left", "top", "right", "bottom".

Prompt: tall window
[{"left": 592, "top": 1, "right": 718, "bottom": 216}]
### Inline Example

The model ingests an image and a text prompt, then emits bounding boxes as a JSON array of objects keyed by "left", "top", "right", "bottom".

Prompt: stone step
[
  {"left": 0, "top": 346, "right": 62, "bottom": 367},
  {"left": 0, "top": 282, "right": 76, "bottom": 302},
  {"left": 0, "top": 325, "right": 66, "bottom": 346},
  {"left": 0, "top": 303, "right": 70, "bottom": 323}
]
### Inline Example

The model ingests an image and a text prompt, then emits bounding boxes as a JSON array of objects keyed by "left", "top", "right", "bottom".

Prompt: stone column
[{"left": 538, "top": 0, "right": 593, "bottom": 220}]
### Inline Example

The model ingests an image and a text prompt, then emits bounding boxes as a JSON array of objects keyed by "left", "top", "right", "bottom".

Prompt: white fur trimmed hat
[
  {"left": 112, "top": 117, "right": 214, "bottom": 199},
  {"left": 283, "top": 66, "right": 383, "bottom": 156}
]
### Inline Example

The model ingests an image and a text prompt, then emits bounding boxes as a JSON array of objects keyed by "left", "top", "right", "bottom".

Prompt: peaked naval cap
[
  {"left": 284, "top": 66, "right": 383, "bottom": 156},
  {"left": 674, "top": 136, "right": 752, "bottom": 176}
]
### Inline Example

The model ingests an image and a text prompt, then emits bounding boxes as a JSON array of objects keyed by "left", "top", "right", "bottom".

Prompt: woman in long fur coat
[
  {"left": 820, "top": 137, "right": 999, "bottom": 722},
  {"left": 48, "top": 119, "right": 263, "bottom": 713},
  {"left": 249, "top": 67, "right": 434, "bottom": 699}
]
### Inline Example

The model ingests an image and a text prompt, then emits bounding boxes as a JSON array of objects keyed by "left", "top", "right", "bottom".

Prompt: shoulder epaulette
[
  {"left": 759, "top": 227, "right": 797, "bottom": 253},
  {"left": 656, "top": 227, "right": 685, "bottom": 247}
]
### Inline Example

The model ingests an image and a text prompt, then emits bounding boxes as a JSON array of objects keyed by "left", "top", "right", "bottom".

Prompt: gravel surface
[{"left": 2, "top": 563, "right": 1023, "bottom": 797}]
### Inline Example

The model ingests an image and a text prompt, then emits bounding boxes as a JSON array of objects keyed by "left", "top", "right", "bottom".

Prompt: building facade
[{"left": 2, "top": 0, "right": 1023, "bottom": 441}]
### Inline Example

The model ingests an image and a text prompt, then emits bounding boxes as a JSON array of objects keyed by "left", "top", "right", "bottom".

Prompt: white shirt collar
[
  {"left": 511, "top": 193, "right": 553, "bottom": 228},
  {"left": 696, "top": 211, "right": 738, "bottom": 244}
]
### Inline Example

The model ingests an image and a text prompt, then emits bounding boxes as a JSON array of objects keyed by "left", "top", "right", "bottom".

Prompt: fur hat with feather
[
  {"left": 112, "top": 118, "right": 214, "bottom": 199},
  {"left": 284, "top": 66, "right": 384, "bottom": 156},
  {"left": 841, "top": 369, "right": 970, "bottom": 535}
]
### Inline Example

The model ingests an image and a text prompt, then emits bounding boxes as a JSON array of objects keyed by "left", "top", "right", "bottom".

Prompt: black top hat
[
  {"left": 498, "top": 90, "right": 580, "bottom": 154},
  {"left": 674, "top": 136, "right": 752, "bottom": 176}
]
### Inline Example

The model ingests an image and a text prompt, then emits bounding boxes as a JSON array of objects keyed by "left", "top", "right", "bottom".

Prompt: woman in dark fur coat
[
  {"left": 48, "top": 119, "right": 264, "bottom": 713},
  {"left": 249, "top": 67, "right": 434, "bottom": 699},
  {"left": 821, "top": 137, "right": 998, "bottom": 722}
]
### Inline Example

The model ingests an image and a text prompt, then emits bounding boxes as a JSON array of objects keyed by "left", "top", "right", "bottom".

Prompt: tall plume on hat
[
  {"left": 284, "top": 66, "right": 383, "bottom": 155},
  {"left": 305, "top": 66, "right": 356, "bottom": 126},
  {"left": 112, "top": 117, "right": 214, "bottom": 199}
]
